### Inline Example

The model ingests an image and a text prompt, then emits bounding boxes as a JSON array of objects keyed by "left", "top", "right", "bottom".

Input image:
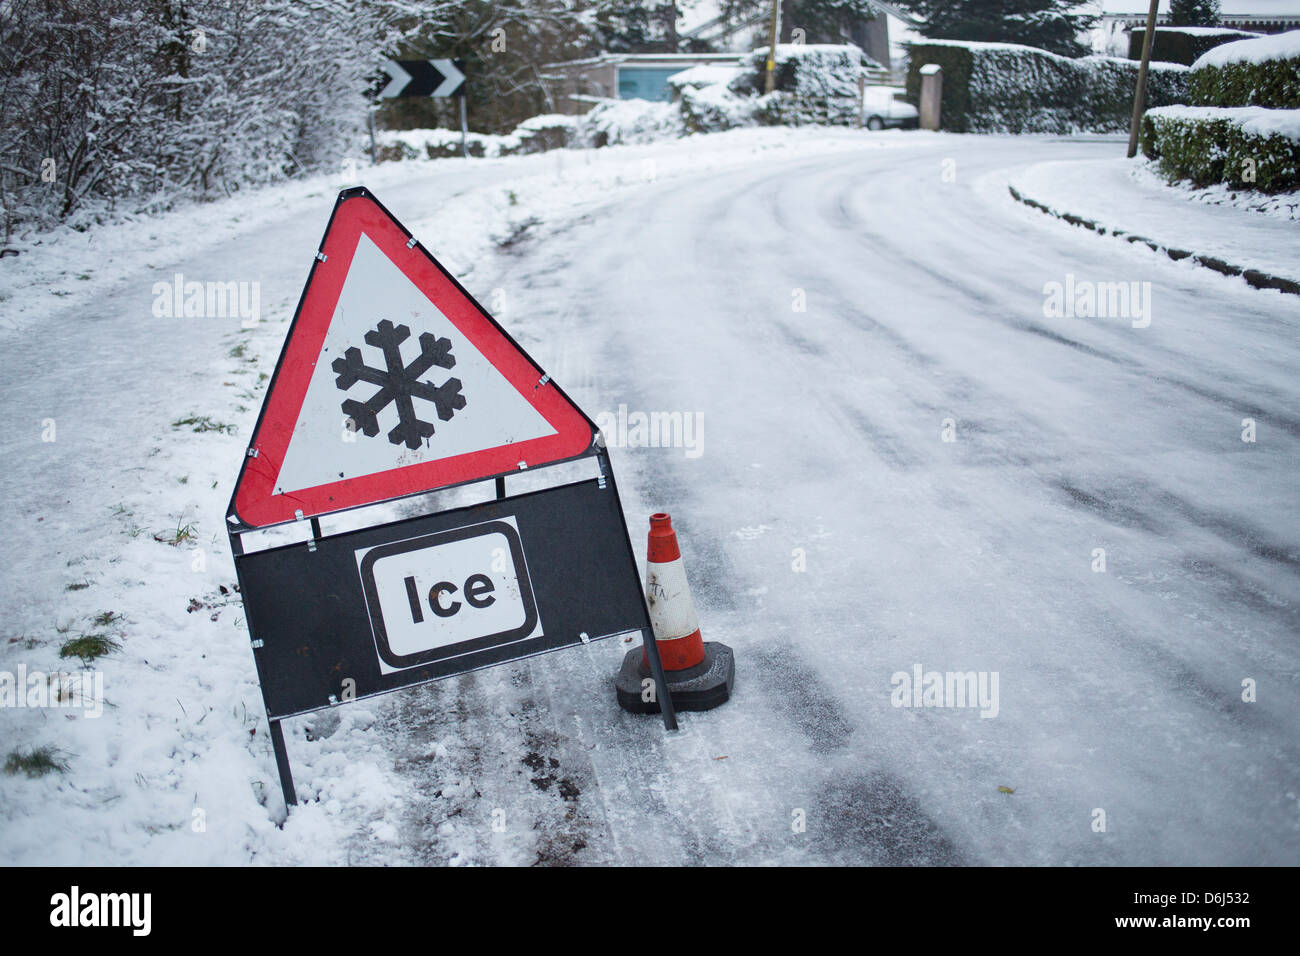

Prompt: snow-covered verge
[
  {"left": 1129, "top": 158, "right": 1300, "bottom": 222},
  {"left": 1142, "top": 105, "right": 1300, "bottom": 192},
  {"left": 376, "top": 102, "right": 685, "bottom": 160},
  {"left": 1007, "top": 157, "right": 1300, "bottom": 281},
  {"left": 904, "top": 39, "right": 1188, "bottom": 134},
  {"left": 377, "top": 115, "right": 583, "bottom": 160},
  {"left": 0, "top": 127, "right": 922, "bottom": 865},
  {"left": 374, "top": 128, "right": 521, "bottom": 160}
]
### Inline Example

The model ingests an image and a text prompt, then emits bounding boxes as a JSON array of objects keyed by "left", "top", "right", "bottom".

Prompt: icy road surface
[{"left": 2, "top": 131, "right": 1297, "bottom": 865}]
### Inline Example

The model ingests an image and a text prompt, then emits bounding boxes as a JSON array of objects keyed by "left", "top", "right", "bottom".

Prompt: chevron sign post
[
  {"left": 372, "top": 58, "right": 469, "bottom": 158},
  {"left": 378, "top": 59, "right": 466, "bottom": 99}
]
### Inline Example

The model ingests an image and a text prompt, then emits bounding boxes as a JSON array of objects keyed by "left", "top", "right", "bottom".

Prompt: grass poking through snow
[
  {"left": 4, "top": 746, "right": 69, "bottom": 778},
  {"left": 58, "top": 633, "right": 120, "bottom": 664}
]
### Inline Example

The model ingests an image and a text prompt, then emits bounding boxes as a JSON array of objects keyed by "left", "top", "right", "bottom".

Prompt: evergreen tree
[
  {"left": 898, "top": 0, "right": 1096, "bottom": 58},
  {"left": 594, "top": 2, "right": 682, "bottom": 53},
  {"left": 1170, "top": 0, "right": 1222, "bottom": 27},
  {"left": 719, "top": 0, "right": 879, "bottom": 46}
]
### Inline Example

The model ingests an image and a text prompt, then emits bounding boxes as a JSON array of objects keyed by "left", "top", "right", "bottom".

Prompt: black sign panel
[{"left": 236, "top": 478, "right": 649, "bottom": 719}]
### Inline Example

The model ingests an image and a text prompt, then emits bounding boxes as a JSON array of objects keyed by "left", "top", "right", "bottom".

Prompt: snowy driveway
[{"left": 3, "top": 132, "right": 1297, "bottom": 865}]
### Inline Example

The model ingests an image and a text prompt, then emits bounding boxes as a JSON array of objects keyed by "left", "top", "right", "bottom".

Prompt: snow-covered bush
[
  {"left": 505, "top": 114, "right": 578, "bottom": 154},
  {"left": 667, "top": 65, "right": 740, "bottom": 97},
  {"left": 372, "top": 129, "right": 507, "bottom": 160},
  {"left": 1127, "top": 27, "right": 1258, "bottom": 66},
  {"left": 905, "top": 40, "right": 1189, "bottom": 134},
  {"left": 573, "top": 99, "right": 683, "bottom": 147},
  {"left": 0, "top": 0, "right": 420, "bottom": 238},
  {"left": 730, "top": 44, "right": 876, "bottom": 127},
  {"left": 679, "top": 84, "right": 759, "bottom": 133},
  {"left": 1187, "top": 29, "right": 1300, "bottom": 108},
  {"left": 1142, "top": 106, "right": 1300, "bottom": 192}
]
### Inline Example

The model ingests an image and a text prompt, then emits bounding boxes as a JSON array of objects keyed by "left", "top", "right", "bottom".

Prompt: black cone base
[{"left": 615, "top": 642, "right": 734, "bottom": 714}]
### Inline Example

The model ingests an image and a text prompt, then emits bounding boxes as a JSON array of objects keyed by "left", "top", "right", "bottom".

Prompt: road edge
[{"left": 1007, "top": 183, "right": 1300, "bottom": 298}]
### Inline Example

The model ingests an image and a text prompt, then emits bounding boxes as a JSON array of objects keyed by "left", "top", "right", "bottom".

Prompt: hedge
[
  {"left": 1187, "top": 53, "right": 1300, "bottom": 108},
  {"left": 730, "top": 44, "right": 876, "bottom": 126},
  {"left": 905, "top": 40, "right": 1188, "bottom": 134},
  {"left": 1189, "top": 58, "right": 1300, "bottom": 107},
  {"left": 1127, "top": 27, "right": 1257, "bottom": 66},
  {"left": 1141, "top": 106, "right": 1300, "bottom": 191}
]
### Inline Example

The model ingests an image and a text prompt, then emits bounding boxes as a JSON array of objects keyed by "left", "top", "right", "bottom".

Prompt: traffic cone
[{"left": 616, "top": 513, "right": 735, "bottom": 714}]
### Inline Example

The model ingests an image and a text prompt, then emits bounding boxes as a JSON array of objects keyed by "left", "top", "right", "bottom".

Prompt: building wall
[{"left": 543, "top": 55, "right": 745, "bottom": 115}]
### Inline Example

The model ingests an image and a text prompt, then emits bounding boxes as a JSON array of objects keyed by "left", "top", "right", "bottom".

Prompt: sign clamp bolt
[
  {"left": 314, "top": 251, "right": 327, "bottom": 263},
  {"left": 406, "top": 237, "right": 418, "bottom": 249},
  {"left": 251, "top": 639, "right": 264, "bottom": 649},
  {"left": 246, "top": 447, "right": 260, "bottom": 459}
]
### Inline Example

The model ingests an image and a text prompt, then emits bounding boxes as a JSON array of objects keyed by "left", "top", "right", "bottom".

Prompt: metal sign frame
[{"left": 230, "top": 449, "right": 677, "bottom": 813}]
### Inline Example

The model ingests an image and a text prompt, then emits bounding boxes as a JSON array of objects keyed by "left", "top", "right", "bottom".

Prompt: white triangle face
[{"left": 273, "top": 234, "right": 556, "bottom": 496}]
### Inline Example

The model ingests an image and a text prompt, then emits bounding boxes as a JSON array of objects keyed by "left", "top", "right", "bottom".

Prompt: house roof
[
  {"left": 1099, "top": 0, "right": 1300, "bottom": 24},
  {"left": 542, "top": 53, "right": 745, "bottom": 71}
]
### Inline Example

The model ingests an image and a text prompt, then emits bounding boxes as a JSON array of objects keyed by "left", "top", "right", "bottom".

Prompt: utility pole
[
  {"left": 765, "top": 0, "right": 781, "bottom": 94},
  {"left": 1127, "top": 0, "right": 1160, "bottom": 158}
]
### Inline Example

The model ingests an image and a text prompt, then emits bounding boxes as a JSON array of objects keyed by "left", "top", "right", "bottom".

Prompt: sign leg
[
  {"left": 641, "top": 627, "right": 679, "bottom": 731},
  {"left": 269, "top": 719, "right": 297, "bottom": 812}
]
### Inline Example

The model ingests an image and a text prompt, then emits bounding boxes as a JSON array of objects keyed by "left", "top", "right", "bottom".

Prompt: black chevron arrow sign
[{"left": 377, "top": 59, "right": 466, "bottom": 99}]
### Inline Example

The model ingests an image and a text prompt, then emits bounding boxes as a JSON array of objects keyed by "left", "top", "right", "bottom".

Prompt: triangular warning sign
[{"left": 229, "top": 188, "right": 596, "bottom": 530}]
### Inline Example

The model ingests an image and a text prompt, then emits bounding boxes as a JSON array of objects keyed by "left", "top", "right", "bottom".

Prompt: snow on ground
[
  {"left": 1008, "top": 156, "right": 1300, "bottom": 279},
  {"left": 0, "top": 127, "right": 922, "bottom": 865},
  {"left": 3, "top": 128, "right": 1297, "bottom": 866},
  {"left": 1128, "top": 160, "right": 1300, "bottom": 222}
]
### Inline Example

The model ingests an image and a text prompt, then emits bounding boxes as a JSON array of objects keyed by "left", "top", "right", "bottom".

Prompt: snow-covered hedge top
[
  {"left": 904, "top": 37, "right": 1068, "bottom": 56},
  {"left": 1146, "top": 104, "right": 1300, "bottom": 142},
  {"left": 907, "top": 36, "right": 1189, "bottom": 72},
  {"left": 752, "top": 42, "right": 881, "bottom": 63},
  {"left": 515, "top": 113, "right": 578, "bottom": 132},
  {"left": 1192, "top": 29, "right": 1300, "bottom": 69},
  {"left": 1157, "top": 26, "right": 1257, "bottom": 37}
]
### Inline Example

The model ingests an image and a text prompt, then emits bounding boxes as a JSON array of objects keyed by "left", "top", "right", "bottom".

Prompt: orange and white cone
[{"left": 616, "top": 513, "right": 735, "bottom": 714}]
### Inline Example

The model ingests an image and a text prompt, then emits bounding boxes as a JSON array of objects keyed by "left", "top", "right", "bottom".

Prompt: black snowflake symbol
[{"left": 332, "top": 319, "right": 466, "bottom": 450}]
